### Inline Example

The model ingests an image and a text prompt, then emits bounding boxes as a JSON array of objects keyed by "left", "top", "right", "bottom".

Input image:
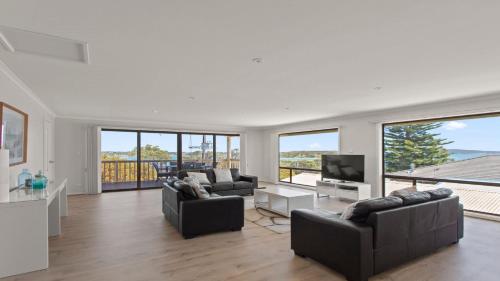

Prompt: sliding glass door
[
  {"left": 101, "top": 130, "right": 139, "bottom": 191},
  {"left": 181, "top": 134, "right": 214, "bottom": 170},
  {"left": 216, "top": 135, "right": 240, "bottom": 169},
  {"left": 101, "top": 130, "right": 240, "bottom": 191},
  {"left": 139, "top": 132, "right": 178, "bottom": 189}
]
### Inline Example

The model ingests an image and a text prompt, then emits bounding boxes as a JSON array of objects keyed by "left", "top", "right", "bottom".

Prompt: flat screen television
[{"left": 321, "top": 155, "right": 365, "bottom": 182}]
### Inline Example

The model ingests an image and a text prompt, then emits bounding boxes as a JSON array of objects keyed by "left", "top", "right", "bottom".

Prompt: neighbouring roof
[{"left": 392, "top": 155, "right": 500, "bottom": 183}]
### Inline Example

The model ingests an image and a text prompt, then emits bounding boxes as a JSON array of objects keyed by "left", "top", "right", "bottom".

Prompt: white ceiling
[{"left": 1, "top": 0, "right": 500, "bottom": 127}]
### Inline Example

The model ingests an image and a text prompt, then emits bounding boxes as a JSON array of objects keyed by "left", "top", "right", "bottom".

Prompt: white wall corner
[{"left": 0, "top": 59, "right": 56, "bottom": 117}]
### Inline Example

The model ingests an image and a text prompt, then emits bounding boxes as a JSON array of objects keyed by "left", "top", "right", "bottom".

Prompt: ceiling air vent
[{"left": 0, "top": 25, "right": 90, "bottom": 64}]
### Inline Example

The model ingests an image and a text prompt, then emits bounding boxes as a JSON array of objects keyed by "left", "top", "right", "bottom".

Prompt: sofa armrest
[
  {"left": 291, "top": 209, "right": 373, "bottom": 281},
  {"left": 179, "top": 196, "right": 244, "bottom": 238},
  {"left": 162, "top": 184, "right": 180, "bottom": 213},
  {"left": 458, "top": 203, "right": 464, "bottom": 239},
  {"left": 240, "top": 175, "right": 258, "bottom": 189}
]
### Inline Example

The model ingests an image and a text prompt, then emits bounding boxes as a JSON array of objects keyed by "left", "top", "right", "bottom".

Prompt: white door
[{"left": 43, "top": 119, "right": 55, "bottom": 182}]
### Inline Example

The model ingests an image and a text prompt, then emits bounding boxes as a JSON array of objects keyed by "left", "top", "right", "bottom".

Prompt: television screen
[{"left": 321, "top": 155, "right": 365, "bottom": 182}]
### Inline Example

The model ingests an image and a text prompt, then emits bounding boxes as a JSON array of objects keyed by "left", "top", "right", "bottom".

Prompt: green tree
[
  {"left": 384, "top": 123, "right": 452, "bottom": 172},
  {"left": 129, "top": 145, "right": 170, "bottom": 160}
]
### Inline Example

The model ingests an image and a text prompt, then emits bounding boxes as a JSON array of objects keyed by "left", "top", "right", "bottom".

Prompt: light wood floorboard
[{"left": 2, "top": 184, "right": 500, "bottom": 281}]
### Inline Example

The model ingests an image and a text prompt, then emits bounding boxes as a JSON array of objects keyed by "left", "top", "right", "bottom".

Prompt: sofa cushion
[
  {"left": 165, "top": 176, "right": 179, "bottom": 187},
  {"left": 394, "top": 191, "right": 431, "bottom": 206},
  {"left": 187, "top": 172, "right": 211, "bottom": 185},
  {"left": 230, "top": 168, "right": 241, "bottom": 181},
  {"left": 184, "top": 177, "right": 210, "bottom": 199},
  {"left": 340, "top": 201, "right": 358, "bottom": 220},
  {"left": 349, "top": 196, "right": 403, "bottom": 222},
  {"left": 389, "top": 186, "right": 417, "bottom": 197},
  {"left": 201, "top": 184, "right": 212, "bottom": 193},
  {"left": 234, "top": 181, "right": 252, "bottom": 190},
  {"left": 173, "top": 180, "right": 198, "bottom": 200},
  {"left": 211, "top": 182, "right": 234, "bottom": 191},
  {"left": 205, "top": 169, "right": 216, "bottom": 184},
  {"left": 177, "top": 170, "right": 189, "bottom": 179},
  {"left": 425, "top": 188, "right": 453, "bottom": 200},
  {"left": 214, "top": 169, "right": 234, "bottom": 182}
]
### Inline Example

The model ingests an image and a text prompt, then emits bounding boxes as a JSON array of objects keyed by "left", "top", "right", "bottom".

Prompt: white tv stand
[{"left": 316, "top": 179, "right": 371, "bottom": 201}]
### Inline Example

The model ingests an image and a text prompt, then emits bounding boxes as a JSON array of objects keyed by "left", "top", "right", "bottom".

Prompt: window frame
[
  {"left": 101, "top": 128, "right": 240, "bottom": 192},
  {"left": 278, "top": 128, "right": 339, "bottom": 186},
  {"left": 382, "top": 112, "right": 500, "bottom": 215}
]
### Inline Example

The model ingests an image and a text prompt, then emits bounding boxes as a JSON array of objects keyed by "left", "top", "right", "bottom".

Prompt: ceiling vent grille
[{"left": 0, "top": 25, "right": 89, "bottom": 64}]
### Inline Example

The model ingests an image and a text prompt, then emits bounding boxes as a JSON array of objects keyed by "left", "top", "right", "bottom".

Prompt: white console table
[
  {"left": 316, "top": 180, "right": 371, "bottom": 201},
  {"left": 0, "top": 179, "right": 68, "bottom": 278}
]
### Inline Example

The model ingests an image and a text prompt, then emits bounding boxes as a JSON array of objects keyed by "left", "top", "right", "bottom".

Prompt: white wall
[
  {"left": 54, "top": 118, "right": 89, "bottom": 194},
  {"left": 55, "top": 117, "right": 249, "bottom": 194},
  {"left": 255, "top": 93, "right": 500, "bottom": 197},
  {"left": 244, "top": 129, "right": 270, "bottom": 181},
  {"left": 0, "top": 62, "right": 55, "bottom": 188}
]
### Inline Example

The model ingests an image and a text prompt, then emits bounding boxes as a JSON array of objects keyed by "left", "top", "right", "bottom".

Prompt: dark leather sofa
[
  {"left": 162, "top": 179, "right": 244, "bottom": 239},
  {"left": 291, "top": 196, "right": 464, "bottom": 281},
  {"left": 177, "top": 168, "right": 257, "bottom": 196}
]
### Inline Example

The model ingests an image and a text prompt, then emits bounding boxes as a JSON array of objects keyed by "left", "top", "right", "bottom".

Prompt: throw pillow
[
  {"left": 340, "top": 202, "right": 358, "bottom": 220},
  {"left": 230, "top": 169, "right": 241, "bottom": 181},
  {"left": 214, "top": 168, "right": 233, "bottom": 182},
  {"left": 187, "top": 172, "right": 211, "bottom": 185},
  {"left": 165, "top": 176, "right": 179, "bottom": 187},
  {"left": 184, "top": 177, "right": 210, "bottom": 199},
  {"left": 393, "top": 191, "right": 431, "bottom": 206},
  {"left": 349, "top": 196, "right": 403, "bottom": 222},
  {"left": 173, "top": 180, "right": 198, "bottom": 200},
  {"left": 425, "top": 188, "right": 453, "bottom": 200},
  {"left": 389, "top": 186, "right": 417, "bottom": 197}
]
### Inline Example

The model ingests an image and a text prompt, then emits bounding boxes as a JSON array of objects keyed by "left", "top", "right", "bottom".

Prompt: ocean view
[{"left": 448, "top": 149, "right": 500, "bottom": 161}]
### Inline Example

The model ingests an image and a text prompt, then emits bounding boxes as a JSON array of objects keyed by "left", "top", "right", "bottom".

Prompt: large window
[
  {"left": 279, "top": 129, "right": 339, "bottom": 186},
  {"left": 383, "top": 113, "right": 500, "bottom": 215},
  {"left": 100, "top": 130, "right": 240, "bottom": 192}
]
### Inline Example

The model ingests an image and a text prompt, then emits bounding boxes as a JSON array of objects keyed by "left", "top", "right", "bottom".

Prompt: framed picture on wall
[{"left": 0, "top": 102, "right": 28, "bottom": 166}]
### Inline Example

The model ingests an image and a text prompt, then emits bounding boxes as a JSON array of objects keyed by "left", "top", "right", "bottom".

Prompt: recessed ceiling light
[
  {"left": 284, "top": 107, "right": 290, "bottom": 110},
  {"left": 373, "top": 86, "right": 383, "bottom": 90},
  {"left": 152, "top": 109, "right": 159, "bottom": 114},
  {"left": 252, "top": 57, "right": 263, "bottom": 63},
  {"left": 188, "top": 96, "right": 195, "bottom": 100}
]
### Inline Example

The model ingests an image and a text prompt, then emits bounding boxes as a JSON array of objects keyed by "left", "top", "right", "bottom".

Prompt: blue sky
[
  {"left": 101, "top": 116, "right": 500, "bottom": 153},
  {"left": 280, "top": 132, "right": 339, "bottom": 152},
  {"left": 432, "top": 117, "right": 500, "bottom": 151},
  {"left": 101, "top": 131, "right": 240, "bottom": 152}
]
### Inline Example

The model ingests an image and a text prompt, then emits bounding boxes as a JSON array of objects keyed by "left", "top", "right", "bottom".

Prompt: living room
[{"left": 1, "top": 1, "right": 500, "bottom": 281}]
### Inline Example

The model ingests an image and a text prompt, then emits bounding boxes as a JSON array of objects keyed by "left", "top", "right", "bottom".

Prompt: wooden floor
[
  {"left": 101, "top": 180, "right": 162, "bottom": 191},
  {"left": 3, "top": 185, "right": 500, "bottom": 281}
]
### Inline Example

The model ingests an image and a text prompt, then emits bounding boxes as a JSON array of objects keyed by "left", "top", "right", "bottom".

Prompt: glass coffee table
[{"left": 254, "top": 187, "right": 314, "bottom": 217}]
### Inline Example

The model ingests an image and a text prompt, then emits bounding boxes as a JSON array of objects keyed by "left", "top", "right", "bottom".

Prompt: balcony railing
[
  {"left": 101, "top": 159, "right": 240, "bottom": 184},
  {"left": 216, "top": 159, "right": 240, "bottom": 169},
  {"left": 279, "top": 167, "right": 321, "bottom": 187}
]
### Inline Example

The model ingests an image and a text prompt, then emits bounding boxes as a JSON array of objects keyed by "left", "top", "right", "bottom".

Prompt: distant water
[
  {"left": 449, "top": 151, "right": 500, "bottom": 161},
  {"left": 280, "top": 157, "right": 317, "bottom": 161}
]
